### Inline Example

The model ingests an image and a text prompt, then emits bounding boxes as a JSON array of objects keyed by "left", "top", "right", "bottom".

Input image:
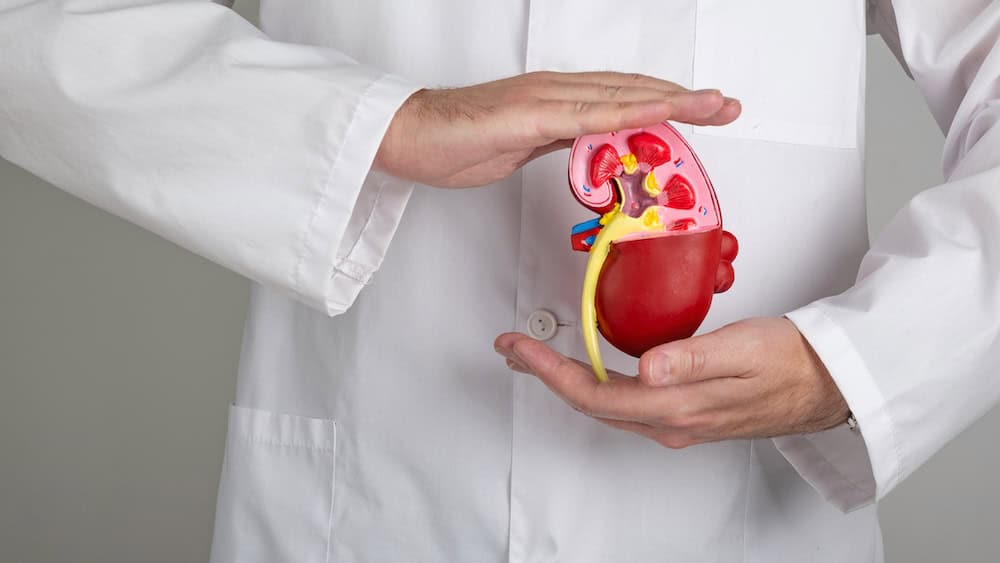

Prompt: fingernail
[
  {"left": 649, "top": 353, "right": 671, "bottom": 385},
  {"left": 693, "top": 88, "right": 722, "bottom": 96},
  {"left": 723, "top": 96, "right": 741, "bottom": 105}
]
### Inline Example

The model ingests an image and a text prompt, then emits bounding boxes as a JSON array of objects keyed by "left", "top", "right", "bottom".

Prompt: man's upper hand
[{"left": 374, "top": 71, "right": 741, "bottom": 188}]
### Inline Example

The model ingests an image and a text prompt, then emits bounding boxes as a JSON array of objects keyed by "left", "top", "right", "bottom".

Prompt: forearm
[{"left": 0, "top": 0, "right": 420, "bottom": 314}]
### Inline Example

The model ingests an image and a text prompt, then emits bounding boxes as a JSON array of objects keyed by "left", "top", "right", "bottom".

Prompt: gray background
[{"left": 2, "top": 3, "right": 999, "bottom": 560}]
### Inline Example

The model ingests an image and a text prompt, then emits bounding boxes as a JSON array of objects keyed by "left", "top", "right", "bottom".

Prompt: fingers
[
  {"left": 592, "top": 417, "right": 700, "bottom": 449},
  {"left": 496, "top": 344, "right": 701, "bottom": 448},
  {"left": 529, "top": 71, "right": 740, "bottom": 129},
  {"left": 638, "top": 323, "right": 757, "bottom": 387},
  {"left": 700, "top": 97, "right": 742, "bottom": 126},
  {"left": 540, "top": 71, "right": 688, "bottom": 95},
  {"left": 494, "top": 331, "right": 756, "bottom": 442},
  {"left": 532, "top": 82, "right": 695, "bottom": 103},
  {"left": 530, "top": 99, "right": 665, "bottom": 140},
  {"left": 525, "top": 139, "right": 575, "bottom": 161},
  {"left": 657, "top": 90, "right": 738, "bottom": 126},
  {"left": 378, "top": 70, "right": 740, "bottom": 189},
  {"left": 531, "top": 94, "right": 725, "bottom": 142},
  {"left": 494, "top": 318, "right": 811, "bottom": 446},
  {"left": 497, "top": 333, "right": 684, "bottom": 422},
  {"left": 494, "top": 331, "right": 526, "bottom": 352},
  {"left": 592, "top": 416, "right": 661, "bottom": 439}
]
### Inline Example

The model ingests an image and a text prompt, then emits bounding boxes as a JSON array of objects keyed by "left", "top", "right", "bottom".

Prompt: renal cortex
[{"left": 568, "top": 122, "right": 736, "bottom": 382}]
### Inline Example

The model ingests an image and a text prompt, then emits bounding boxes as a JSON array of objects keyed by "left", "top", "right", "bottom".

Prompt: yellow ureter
[{"left": 581, "top": 207, "right": 664, "bottom": 382}]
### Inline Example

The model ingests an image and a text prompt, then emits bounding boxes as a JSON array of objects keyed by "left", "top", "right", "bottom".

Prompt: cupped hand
[
  {"left": 493, "top": 317, "right": 849, "bottom": 449},
  {"left": 375, "top": 71, "right": 741, "bottom": 188}
]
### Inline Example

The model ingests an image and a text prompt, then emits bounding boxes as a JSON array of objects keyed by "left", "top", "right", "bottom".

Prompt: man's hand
[
  {"left": 493, "top": 317, "right": 849, "bottom": 449},
  {"left": 375, "top": 72, "right": 740, "bottom": 188}
]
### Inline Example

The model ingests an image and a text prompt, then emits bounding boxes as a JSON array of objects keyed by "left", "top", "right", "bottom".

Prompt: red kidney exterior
[{"left": 595, "top": 228, "right": 723, "bottom": 358}]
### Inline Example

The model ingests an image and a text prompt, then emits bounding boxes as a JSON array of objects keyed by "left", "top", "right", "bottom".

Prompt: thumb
[{"left": 638, "top": 327, "right": 751, "bottom": 387}]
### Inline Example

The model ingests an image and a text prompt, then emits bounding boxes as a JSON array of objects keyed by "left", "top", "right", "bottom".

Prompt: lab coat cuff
[
  {"left": 292, "top": 72, "right": 422, "bottom": 315},
  {"left": 327, "top": 169, "right": 416, "bottom": 312},
  {"left": 777, "top": 302, "right": 905, "bottom": 511}
]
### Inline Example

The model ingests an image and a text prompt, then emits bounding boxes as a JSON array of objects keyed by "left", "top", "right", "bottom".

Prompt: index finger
[
  {"left": 508, "top": 335, "right": 685, "bottom": 422},
  {"left": 545, "top": 71, "right": 688, "bottom": 95},
  {"left": 531, "top": 91, "right": 729, "bottom": 141}
]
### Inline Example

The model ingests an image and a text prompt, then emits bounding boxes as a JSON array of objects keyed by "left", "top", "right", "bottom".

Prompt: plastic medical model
[{"left": 568, "top": 122, "right": 739, "bottom": 382}]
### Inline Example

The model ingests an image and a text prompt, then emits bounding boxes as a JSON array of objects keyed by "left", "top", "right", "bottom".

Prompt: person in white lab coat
[{"left": 2, "top": 0, "right": 999, "bottom": 561}]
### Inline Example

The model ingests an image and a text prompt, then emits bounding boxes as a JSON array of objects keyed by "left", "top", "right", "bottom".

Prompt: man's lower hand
[{"left": 494, "top": 317, "right": 849, "bottom": 449}]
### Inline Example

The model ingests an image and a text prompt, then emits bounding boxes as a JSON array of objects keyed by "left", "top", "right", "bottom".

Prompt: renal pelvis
[{"left": 568, "top": 122, "right": 738, "bottom": 382}]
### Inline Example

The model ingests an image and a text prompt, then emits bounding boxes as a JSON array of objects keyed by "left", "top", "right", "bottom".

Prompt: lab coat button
[{"left": 527, "top": 309, "right": 558, "bottom": 341}]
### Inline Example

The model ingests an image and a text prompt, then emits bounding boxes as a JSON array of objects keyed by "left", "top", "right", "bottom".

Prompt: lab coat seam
[
  {"left": 324, "top": 421, "right": 338, "bottom": 563},
  {"left": 810, "top": 304, "right": 907, "bottom": 492},
  {"left": 687, "top": 132, "right": 861, "bottom": 151},
  {"left": 234, "top": 435, "right": 335, "bottom": 453},
  {"left": 507, "top": 2, "right": 536, "bottom": 554},
  {"left": 690, "top": 0, "right": 700, "bottom": 89},
  {"left": 289, "top": 75, "right": 385, "bottom": 304},
  {"left": 333, "top": 258, "right": 374, "bottom": 284}
]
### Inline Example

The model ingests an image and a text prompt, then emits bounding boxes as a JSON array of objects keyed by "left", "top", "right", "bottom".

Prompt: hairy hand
[
  {"left": 494, "top": 317, "right": 849, "bottom": 449},
  {"left": 375, "top": 71, "right": 740, "bottom": 188}
]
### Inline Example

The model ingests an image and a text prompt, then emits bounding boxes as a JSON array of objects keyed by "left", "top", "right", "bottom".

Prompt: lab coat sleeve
[
  {"left": 774, "top": 0, "right": 1000, "bottom": 512},
  {"left": 0, "top": 0, "right": 423, "bottom": 316}
]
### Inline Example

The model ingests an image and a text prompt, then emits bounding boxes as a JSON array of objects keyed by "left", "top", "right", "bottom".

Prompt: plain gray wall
[{"left": 2, "top": 4, "right": 999, "bottom": 560}]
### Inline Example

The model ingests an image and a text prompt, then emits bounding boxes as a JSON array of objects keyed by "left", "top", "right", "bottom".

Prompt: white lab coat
[{"left": 2, "top": 0, "right": 998, "bottom": 561}]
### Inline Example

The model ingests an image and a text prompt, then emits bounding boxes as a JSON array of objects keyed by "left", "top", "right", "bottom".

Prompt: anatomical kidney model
[{"left": 568, "top": 122, "right": 738, "bottom": 382}]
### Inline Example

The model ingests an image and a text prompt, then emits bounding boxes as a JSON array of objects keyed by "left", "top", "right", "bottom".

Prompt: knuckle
[
  {"left": 605, "top": 102, "right": 629, "bottom": 129},
  {"left": 602, "top": 85, "right": 624, "bottom": 99},
  {"left": 663, "top": 412, "right": 688, "bottom": 430},
  {"left": 661, "top": 408, "right": 695, "bottom": 430},
  {"left": 555, "top": 356, "right": 582, "bottom": 381},
  {"left": 580, "top": 391, "right": 604, "bottom": 417},
  {"left": 687, "top": 348, "right": 707, "bottom": 380},
  {"left": 574, "top": 400, "right": 595, "bottom": 418},
  {"left": 572, "top": 100, "right": 591, "bottom": 114},
  {"left": 660, "top": 401, "right": 715, "bottom": 432}
]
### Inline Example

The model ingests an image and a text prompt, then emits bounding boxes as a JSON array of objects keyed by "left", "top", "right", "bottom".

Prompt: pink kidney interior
[{"left": 568, "top": 122, "right": 722, "bottom": 241}]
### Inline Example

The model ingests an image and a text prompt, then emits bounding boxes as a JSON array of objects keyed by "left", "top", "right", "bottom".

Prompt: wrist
[
  {"left": 373, "top": 88, "right": 429, "bottom": 178},
  {"left": 789, "top": 316, "right": 851, "bottom": 432}
]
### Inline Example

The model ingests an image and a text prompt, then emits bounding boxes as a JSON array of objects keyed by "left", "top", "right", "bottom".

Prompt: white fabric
[
  {"left": 1, "top": 0, "right": 996, "bottom": 561},
  {"left": 0, "top": 0, "right": 421, "bottom": 316},
  {"left": 780, "top": 0, "right": 1000, "bottom": 512}
]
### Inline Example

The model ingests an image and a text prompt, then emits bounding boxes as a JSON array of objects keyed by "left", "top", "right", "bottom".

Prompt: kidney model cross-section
[{"left": 568, "top": 122, "right": 739, "bottom": 382}]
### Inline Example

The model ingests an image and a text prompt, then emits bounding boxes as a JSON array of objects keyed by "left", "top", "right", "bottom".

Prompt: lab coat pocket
[
  {"left": 692, "top": 0, "right": 865, "bottom": 148},
  {"left": 209, "top": 404, "right": 337, "bottom": 563}
]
